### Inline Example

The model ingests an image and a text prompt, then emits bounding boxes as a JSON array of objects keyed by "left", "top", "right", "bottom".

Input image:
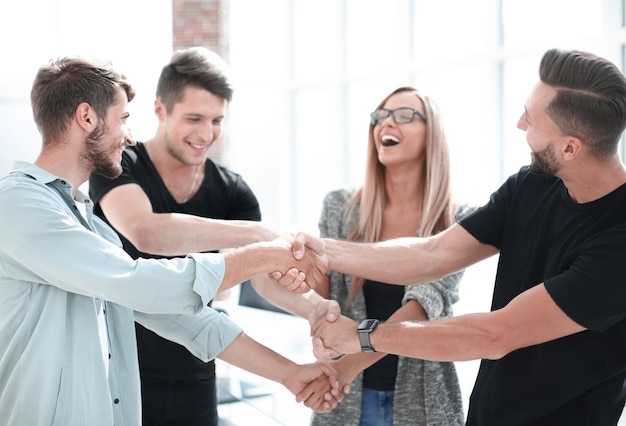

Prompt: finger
[
  {"left": 292, "top": 233, "right": 308, "bottom": 260},
  {"left": 326, "top": 301, "right": 340, "bottom": 322},
  {"left": 286, "top": 271, "right": 308, "bottom": 293},
  {"left": 312, "top": 337, "right": 329, "bottom": 360},
  {"left": 324, "top": 389, "right": 344, "bottom": 403},
  {"left": 323, "top": 399, "right": 337, "bottom": 412},
  {"left": 276, "top": 268, "right": 303, "bottom": 292},
  {"left": 291, "top": 280, "right": 310, "bottom": 294},
  {"left": 305, "top": 392, "right": 324, "bottom": 410},
  {"left": 312, "top": 337, "right": 342, "bottom": 361},
  {"left": 295, "top": 385, "right": 315, "bottom": 403},
  {"left": 317, "top": 364, "right": 339, "bottom": 389},
  {"left": 279, "top": 268, "right": 299, "bottom": 284},
  {"left": 268, "top": 271, "right": 282, "bottom": 281}
]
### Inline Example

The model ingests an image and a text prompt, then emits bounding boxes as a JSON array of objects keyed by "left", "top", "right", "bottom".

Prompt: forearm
[
  {"left": 131, "top": 214, "right": 277, "bottom": 256},
  {"left": 217, "top": 332, "right": 296, "bottom": 385},
  {"left": 342, "top": 300, "right": 427, "bottom": 372},
  {"left": 369, "top": 313, "right": 506, "bottom": 362},
  {"left": 220, "top": 240, "right": 323, "bottom": 293},
  {"left": 323, "top": 224, "right": 493, "bottom": 285},
  {"left": 251, "top": 274, "right": 325, "bottom": 319},
  {"left": 318, "top": 283, "right": 586, "bottom": 363},
  {"left": 324, "top": 237, "right": 442, "bottom": 285}
]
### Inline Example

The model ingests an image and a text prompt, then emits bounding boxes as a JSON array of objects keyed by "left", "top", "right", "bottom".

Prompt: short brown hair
[{"left": 30, "top": 57, "right": 135, "bottom": 146}]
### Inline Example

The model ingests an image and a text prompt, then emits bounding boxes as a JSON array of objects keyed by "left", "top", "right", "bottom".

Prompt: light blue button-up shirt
[{"left": 0, "top": 161, "right": 243, "bottom": 426}]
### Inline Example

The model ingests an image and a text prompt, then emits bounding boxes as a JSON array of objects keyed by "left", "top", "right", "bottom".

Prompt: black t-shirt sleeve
[
  {"left": 545, "top": 228, "right": 626, "bottom": 331},
  {"left": 226, "top": 175, "right": 261, "bottom": 222}
]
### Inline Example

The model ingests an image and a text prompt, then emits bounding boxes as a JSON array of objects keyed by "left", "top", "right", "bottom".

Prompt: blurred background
[{"left": 2, "top": 0, "right": 626, "bottom": 424}]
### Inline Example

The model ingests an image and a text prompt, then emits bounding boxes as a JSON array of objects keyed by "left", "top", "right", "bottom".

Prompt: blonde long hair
[{"left": 345, "top": 87, "right": 455, "bottom": 300}]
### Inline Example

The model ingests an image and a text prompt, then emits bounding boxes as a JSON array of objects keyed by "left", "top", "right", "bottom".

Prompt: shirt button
[{"left": 113, "top": 398, "right": 120, "bottom": 404}]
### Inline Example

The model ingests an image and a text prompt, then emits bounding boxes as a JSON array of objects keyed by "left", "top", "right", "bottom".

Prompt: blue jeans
[{"left": 359, "top": 387, "right": 394, "bottom": 426}]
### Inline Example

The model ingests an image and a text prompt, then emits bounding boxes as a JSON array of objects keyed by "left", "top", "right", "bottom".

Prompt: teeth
[
  {"left": 381, "top": 135, "right": 400, "bottom": 146},
  {"left": 381, "top": 135, "right": 399, "bottom": 143}
]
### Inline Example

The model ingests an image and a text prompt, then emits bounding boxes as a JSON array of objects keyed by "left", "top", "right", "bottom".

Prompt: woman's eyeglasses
[{"left": 370, "top": 107, "right": 427, "bottom": 126}]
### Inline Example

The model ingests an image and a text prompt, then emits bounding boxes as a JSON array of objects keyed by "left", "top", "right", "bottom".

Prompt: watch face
[{"left": 359, "top": 319, "right": 379, "bottom": 331}]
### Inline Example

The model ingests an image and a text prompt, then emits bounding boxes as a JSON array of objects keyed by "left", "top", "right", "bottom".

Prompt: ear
[
  {"left": 154, "top": 98, "right": 166, "bottom": 120},
  {"left": 75, "top": 102, "right": 98, "bottom": 132},
  {"left": 562, "top": 136, "right": 583, "bottom": 160}
]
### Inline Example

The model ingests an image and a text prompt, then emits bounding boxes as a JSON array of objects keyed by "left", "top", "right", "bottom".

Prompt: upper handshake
[{"left": 270, "top": 232, "right": 329, "bottom": 293}]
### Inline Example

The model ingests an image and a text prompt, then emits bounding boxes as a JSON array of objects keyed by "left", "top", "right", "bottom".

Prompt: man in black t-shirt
[
  {"left": 90, "top": 47, "right": 339, "bottom": 425},
  {"left": 302, "top": 49, "right": 626, "bottom": 425}
]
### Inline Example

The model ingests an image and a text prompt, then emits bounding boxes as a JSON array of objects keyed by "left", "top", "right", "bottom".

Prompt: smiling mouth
[
  {"left": 381, "top": 135, "right": 400, "bottom": 147},
  {"left": 187, "top": 142, "right": 205, "bottom": 150}
]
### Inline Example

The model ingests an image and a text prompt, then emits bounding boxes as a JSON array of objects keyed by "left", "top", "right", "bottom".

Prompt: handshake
[
  {"left": 272, "top": 232, "right": 366, "bottom": 355},
  {"left": 263, "top": 233, "right": 375, "bottom": 413}
]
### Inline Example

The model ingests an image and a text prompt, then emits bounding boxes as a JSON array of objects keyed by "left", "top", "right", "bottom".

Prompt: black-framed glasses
[{"left": 370, "top": 107, "right": 427, "bottom": 126}]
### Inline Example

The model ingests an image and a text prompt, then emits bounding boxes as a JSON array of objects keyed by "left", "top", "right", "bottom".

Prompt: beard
[
  {"left": 529, "top": 143, "right": 559, "bottom": 176},
  {"left": 83, "top": 121, "right": 124, "bottom": 179}
]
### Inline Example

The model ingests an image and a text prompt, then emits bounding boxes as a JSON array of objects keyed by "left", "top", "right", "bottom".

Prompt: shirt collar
[
  {"left": 9, "top": 160, "right": 91, "bottom": 203},
  {"left": 10, "top": 160, "right": 61, "bottom": 185}
]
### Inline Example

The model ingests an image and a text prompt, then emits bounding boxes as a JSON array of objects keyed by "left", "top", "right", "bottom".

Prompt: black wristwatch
[{"left": 358, "top": 319, "right": 380, "bottom": 352}]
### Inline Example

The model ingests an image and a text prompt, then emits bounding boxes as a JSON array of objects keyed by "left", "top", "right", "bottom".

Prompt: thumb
[
  {"left": 292, "top": 232, "right": 309, "bottom": 260},
  {"left": 326, "top": 300, "right": 340, "bottom": 322}
]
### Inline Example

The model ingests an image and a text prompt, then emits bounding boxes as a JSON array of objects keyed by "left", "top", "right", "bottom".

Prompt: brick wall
[
  {"left": 173, "top": 0, "right": 228, "bottom": 55},
  {"left": 172, "top": 0, "right": 229, "bottom": 163}
]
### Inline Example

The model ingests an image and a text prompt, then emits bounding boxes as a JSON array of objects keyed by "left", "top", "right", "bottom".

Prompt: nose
[
  {"left": 516, "top": 113, "right": 526, "bottom": 131},
  {"left": 124, "top": 132, "right": 136, "bottom": 147},
  {"left": 381, "top": 114, "right": 396, "bottom": 127},
  {"left": 201, "top": 122, "right": 218, "bottom": 143}
]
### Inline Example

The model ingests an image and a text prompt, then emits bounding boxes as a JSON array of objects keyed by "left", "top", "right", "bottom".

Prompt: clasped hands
[
  {"left": 270, "top": 233, "right": 368, "bottom": 411},
  {"left": 272, "top": 232, "right": 361, "bottom": 359},
  {"left": 269, "top": 232, "right": 328, "bottom": 293}
]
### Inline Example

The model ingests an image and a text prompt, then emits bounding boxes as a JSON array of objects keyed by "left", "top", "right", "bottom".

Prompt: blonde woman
[{"left": 312, "top": 87, "right": 473, "bottom": 426}]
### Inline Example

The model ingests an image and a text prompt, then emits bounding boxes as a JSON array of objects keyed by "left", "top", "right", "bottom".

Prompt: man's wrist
[{"left": 357, "top": 319, "right": 380, "bottom": 352}]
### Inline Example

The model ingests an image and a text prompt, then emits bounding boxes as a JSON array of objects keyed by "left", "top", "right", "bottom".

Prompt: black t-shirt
[
  {"left": 89, "top": 142, "right": 261, "bottom": 380},
  {"left": 460, "top": 166, "right": 626, "bottom": 425}
]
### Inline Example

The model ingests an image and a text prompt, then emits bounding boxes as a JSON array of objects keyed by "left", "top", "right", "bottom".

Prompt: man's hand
[
  {"left": 269, "top": 233, "right": 328, "bottom": 292},
  {"left": 295, "top": 368, "right": 346, "bottom": 412},
  {"left": 291, "top": 232, "right": 327, "bottom": 264},
  {"left": 307, "top": 297, "right": 340, "bottom": 331},
  {"left": 311, "top": 314, "right": 362, "bottom": 360},
  {"left": 271, "top": 267, "right": 310, "bottom": 294},
  {"left": 296, "top": 357, "right": 353, "bottom": 408},
  {"left": 284, "top": 362, "right": 339, "bottom": 413}
]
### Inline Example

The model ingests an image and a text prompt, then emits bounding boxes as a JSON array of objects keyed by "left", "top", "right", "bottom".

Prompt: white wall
[{"left": 0, "top": 0, "right": 174, "bottom": 177}]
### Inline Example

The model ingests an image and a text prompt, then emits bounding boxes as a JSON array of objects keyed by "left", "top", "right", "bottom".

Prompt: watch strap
[{"left": 358, "top": 319, "right": 379, "bottom": 352}]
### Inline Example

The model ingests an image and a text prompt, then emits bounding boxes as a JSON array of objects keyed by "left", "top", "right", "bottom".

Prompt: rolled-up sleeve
[
  {"left": 402, "top": 272, "right": 462, "bottom": 320},
  {"left": 134, "top": 307, "right": 243, "bottom": 362}
]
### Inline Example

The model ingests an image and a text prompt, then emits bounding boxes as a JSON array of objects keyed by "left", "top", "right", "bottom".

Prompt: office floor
[{"left": 214, "top": 296, "right": 315, "bottom": 425}]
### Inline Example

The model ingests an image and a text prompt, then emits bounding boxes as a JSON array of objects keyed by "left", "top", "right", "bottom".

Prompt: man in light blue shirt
[{"left": 0, "top": 56, "right": 337, "bottom": 426}]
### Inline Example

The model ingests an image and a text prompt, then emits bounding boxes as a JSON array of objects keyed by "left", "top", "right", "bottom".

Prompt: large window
[{"left": 228, "top": 0, "right": 626, "bottom": 233}]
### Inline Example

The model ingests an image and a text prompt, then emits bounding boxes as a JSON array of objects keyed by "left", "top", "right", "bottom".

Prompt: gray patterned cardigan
[{"left": 311, "top": 188, "right": 474, "bottom": 426}]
